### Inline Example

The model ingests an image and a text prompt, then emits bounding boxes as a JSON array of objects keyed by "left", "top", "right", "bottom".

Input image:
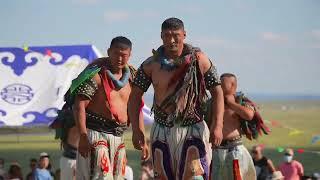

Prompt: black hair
[
  {"left": 30, "top": 158, "right": 37, "bottom": 163},
  {"left": 161, "top": 17, "right": 184, "bottom": 31},
  {"left": 220, "top": 73, "right": 237, "bottom": 80},
  {"left": 110, "top": 36, "right": 132, "bottom": 50}
]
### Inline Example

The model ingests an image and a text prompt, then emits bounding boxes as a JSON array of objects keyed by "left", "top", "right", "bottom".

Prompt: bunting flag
[
  {"left": 311, "top": 135, "right": 320, "bottom": 144},
  {"left": 288, "top": 129, "right": 304, "bottom": 136}
]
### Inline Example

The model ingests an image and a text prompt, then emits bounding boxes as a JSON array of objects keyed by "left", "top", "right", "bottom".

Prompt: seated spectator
[
  {"left": 279, "top": 148, "right": 304, "bottom": 180},
  {"left": 8, "top": 162, "right": 23, "bottom": 180},
  {"left": 252, "top": 145, "right": 276, "bottom": 179},
  {"left": 25, "top": 158, "right": 37, "bottom": 180},
  {"left": 34, "top": 152, "right": 53, "bottom": 180}
]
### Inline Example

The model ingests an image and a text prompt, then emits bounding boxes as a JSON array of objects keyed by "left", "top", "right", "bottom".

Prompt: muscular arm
[
  {"left": 72, "top": 74, "right": 100, "bottom": 157},
  {"left": 73, "top": 96, "right": 90, "bottom": 135},
  {"left": 73, "top": 74, "right": 100, "bottom": 135},
  {"left": 209, "top": 86, "right": 224, "bottom": 133},
  {"left": 128, "top": 86, "right": 145, "bottom": 133},
  {"left": 198, "top": 52, "right": 224, "bottom": 146},
  {"left": 128, "top": 60, "right": 152, "bottom": 154},
  {"left": 226, "top": 98, "right": 255, "bottom": 120}
]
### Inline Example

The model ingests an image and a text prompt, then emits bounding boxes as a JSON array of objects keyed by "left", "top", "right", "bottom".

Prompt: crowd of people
[
  {"left": 0, "top": 153, "right": 56, "bottom": 180},
  {"left": 1, "top": 146, "right": 319, "bottom": 180},
  {"left": 251, "top": 146, "right": 320, "bottom": 180},
  {"left": 1, "top": 17, "right": 319, "bottom": 180}
]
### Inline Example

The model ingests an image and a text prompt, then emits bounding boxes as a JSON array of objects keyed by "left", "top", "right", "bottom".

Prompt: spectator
[
  {"left": 8, "top": 162, "right": 23, "bottom": 180},
  {"left": 279, "top": 148, "right": 304, "bottom": 180},
  {"left": 140, "top": 159, "right": 154, "bottom": 180},
  {"left": 0, "top": 158, "right": 6, "bottom": 180},
  {"left": 34, "top": 152, "right": 53, "bottom": 180},
  {"left": 252, "top": 145, "right": 276, "bottom": 179},
  {"left": 25, "top": 158, "right": 37, "bottom": 180}
]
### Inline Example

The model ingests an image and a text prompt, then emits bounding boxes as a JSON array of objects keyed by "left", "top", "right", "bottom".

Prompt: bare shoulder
[
  {"left": 196, "top": 51, "right": 215, "bottom": 74},
  {"left": 141, "top": 56, "right": 157, "bottom": 76},
  {"left": 142, "top": 56, "right": 157, "bottom": 67}
]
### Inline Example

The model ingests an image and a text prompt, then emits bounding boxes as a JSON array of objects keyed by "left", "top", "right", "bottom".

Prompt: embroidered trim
[
  {"left": 204, "top": 64, "right": 221, "bottom": 89},
  {"left": 133, "top": 66, "right": 152, "bottom": 92},
  {"left": 153, "top": 105, "right": 202, "bottom": 127},
  {"left": 75, "top": 78, "right": 98, "bottom": 100},
  {"left": 113, "top": 143, "right": 126, "bottom": 176}
]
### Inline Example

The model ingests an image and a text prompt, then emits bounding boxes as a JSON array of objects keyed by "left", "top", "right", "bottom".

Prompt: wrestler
[
  {"left": 128, "top": 17, "right": 224, "bottom": 179},
  {"left": 211, "top": 73, "right": 256, "bottom": 180},
  {"left": 51, "top": 104, "right": 79, "bottom": 180},
  {"left": 70, "top": 36, "right": 144, "bottom": 180}
]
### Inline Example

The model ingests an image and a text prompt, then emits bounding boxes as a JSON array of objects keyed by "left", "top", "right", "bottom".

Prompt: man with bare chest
[
  {"left": 69, "top": 36, "right": 144, "bottom": 180},
  {"left": 211, "top": 73, "right": 256, "bottom": 180},
  {"left": 129, "top": 17, "right": 224, "bottom": 179}
]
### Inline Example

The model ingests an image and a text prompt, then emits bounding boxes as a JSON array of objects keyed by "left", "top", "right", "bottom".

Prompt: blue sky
[{"left": 1, "top": 0, "right": 319, "bottom": 95}]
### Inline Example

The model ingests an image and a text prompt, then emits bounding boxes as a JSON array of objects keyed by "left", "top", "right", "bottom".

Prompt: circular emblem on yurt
[{"left": 1, "top": 84, "right": 34, "bottom": 105}]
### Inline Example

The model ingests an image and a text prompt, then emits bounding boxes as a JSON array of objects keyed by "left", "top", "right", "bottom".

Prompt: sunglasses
[
  {"left": 251, "top": 150, "right": 258, "bottom": 154},
  {"left": 284, "top": 153, "right": 292, "bottom": 156}
]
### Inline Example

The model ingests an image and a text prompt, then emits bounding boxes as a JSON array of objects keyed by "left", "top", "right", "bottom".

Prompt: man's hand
[
  {"left": 78, "top": 133, "right": 90, "bottom": 158},
  {"left": 132, "top": 129, "right": 146, "bottom": 150},
  {"left": 141, "top": 143, "right": 150, "bottom": 161},
  {"left": 210, "top": 126, "right": 223, "bottom": 147},
  {"left": 132, "top": 129, "right": 149, "bottom": 160}
]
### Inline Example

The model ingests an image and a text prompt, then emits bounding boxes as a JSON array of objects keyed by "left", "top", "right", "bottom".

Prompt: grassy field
[{"left": 0, "top": 100, "right": 319, "bottom": 179}]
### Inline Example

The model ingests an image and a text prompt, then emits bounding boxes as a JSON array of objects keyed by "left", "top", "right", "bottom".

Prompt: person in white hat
[{"left": 34, "top": 152, "right": 53, "bottom": 180}]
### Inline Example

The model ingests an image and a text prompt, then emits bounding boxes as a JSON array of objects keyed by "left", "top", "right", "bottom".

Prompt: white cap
[{"left": 39, "top": 152, "right": 49, "bottom": 158}]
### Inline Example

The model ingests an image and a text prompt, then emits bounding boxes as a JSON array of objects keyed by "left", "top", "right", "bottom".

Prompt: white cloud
[
  {"left": 261, "top": 32, "right": 288, "bottom": 43},
  {"left": 104, "top": 10, "right": 130, "bottom": 23}
]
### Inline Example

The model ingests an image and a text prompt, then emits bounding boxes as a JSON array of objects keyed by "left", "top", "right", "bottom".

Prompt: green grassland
[{"left": 0, "top": 100, "right": 319, "bottom": 178}]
